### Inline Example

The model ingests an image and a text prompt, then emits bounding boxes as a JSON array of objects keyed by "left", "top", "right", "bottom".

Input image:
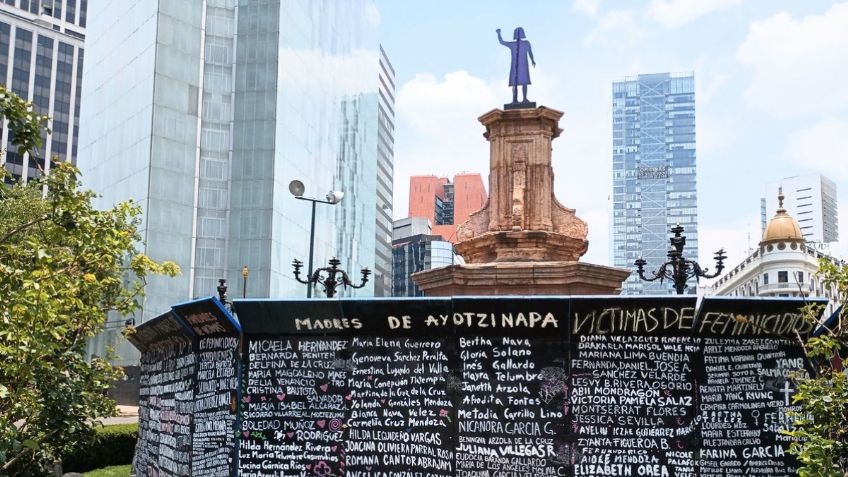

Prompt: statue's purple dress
[{"left": 500, "top": 39, "right": 532, "bottom": 86}]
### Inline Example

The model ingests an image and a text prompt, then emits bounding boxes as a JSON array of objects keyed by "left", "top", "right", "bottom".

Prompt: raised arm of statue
[{"left": 496, "top": 28, "right": 512, "bottom": 47}]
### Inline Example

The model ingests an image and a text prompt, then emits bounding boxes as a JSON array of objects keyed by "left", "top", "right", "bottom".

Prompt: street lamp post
[
  {"left": 289, "top": 180, "right": 344, "bottom": 298},
  {"left": 634, "top": 224, "right": 728, "bottom": 295},
  {"left": 242, "top": 266, "right": 249, "bottom": 299},
  {"left": 292, "top": 257, "right": 370, "bottom": 298}
]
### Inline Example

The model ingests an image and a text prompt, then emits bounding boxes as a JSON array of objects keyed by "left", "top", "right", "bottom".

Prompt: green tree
[
  {"left": 0, "top": 85, "right": 48, "bottom": 158},
  {"left": 0, "top": 85, "right": 179, "bottom": 475},
  {"left": 787, "top": 259, "right": 848, "bottom": 476}
]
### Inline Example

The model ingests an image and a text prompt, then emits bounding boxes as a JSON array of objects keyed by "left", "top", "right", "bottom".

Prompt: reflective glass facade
[
  {"left": 80, "top": 0, "right": 384, "bottom": 365},
  {"left": 611, "top": 73, "right": 698, "bottom": 295},
  {"left": 0, "top": 0, "right": 86, "bottom": 182},
  {"left": 194, "top": 0, "right": 237, "bottom": 300},
  {"left": 332, "top": 92, "right": 378, "bottom": 297},
  {"left": 374, "top": 45, "right": 395, "bottom": 297},
  {"left": 79, "top": 0, "right": 191, "bottom": 365},
  {"left": 227, "top": 0, "right": 381, "bottom": 299},
  {"left": 392, "top": 234, "right": 461, "bottom": 297}
]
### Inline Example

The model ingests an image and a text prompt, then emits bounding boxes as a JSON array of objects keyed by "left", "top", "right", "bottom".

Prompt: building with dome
[{"left": 711, "top": 189, "right": 844, "bottom": 318}]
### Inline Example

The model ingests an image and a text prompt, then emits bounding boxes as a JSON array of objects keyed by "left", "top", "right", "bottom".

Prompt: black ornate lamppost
[
  {"left": 216, "top": 278, "right": 232, "bottom": 311},
  {"left": 634, "top": 224, "right": 728, "bottom": 295},
  {"left": 288, "top": 180, "right": 345, "bottom": 298},
  {"left": 292, "top": 257, "right": 371, "bottom": 298}
]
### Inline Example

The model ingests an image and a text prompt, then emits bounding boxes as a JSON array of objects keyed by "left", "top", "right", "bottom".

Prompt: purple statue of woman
[{"left": 497, "top": 27, "right": 536, "bottom": 104}]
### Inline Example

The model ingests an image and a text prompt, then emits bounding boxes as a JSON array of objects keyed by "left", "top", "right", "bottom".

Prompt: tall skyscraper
[
  {"left": 79, "top": 0, "right": 385, "bottom": 365},
  {"left": 611, "top": 72, "right": 698, "bottom": 295},
  {"left": 373, "top": 45, "right": 395, "bottom": 297},
  {"left": 408, "top": 173, "right": 487, "bottom": 243},
  {"left": 0, "top": 0, "right": 86, "bottom": 183},
  {"left": 761, "top": 174, "right": 838, "bottom": 244}
]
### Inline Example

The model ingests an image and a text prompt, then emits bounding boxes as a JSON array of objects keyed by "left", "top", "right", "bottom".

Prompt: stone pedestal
[
  {"left": 412, "top": 262, "right": 630, "bottom": 296},
  {"left": 456, "top": 230, "right": 586, "bottom": 263},
  {"left": 413, "top": 105, "right": 630, "bottom": 296}
]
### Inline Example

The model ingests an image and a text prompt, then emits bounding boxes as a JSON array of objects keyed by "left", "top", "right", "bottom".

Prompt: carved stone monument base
[
  {"left": 412, "top": 261, "right": 631, "bottom": 296},
  {"left": 454, "top": 230, "right": 587, "bottom": 263}
]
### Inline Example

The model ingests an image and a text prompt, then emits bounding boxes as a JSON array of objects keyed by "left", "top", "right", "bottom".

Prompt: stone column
[
  {"left": 480, "top": 107, "right": 562, "bottom": 232},
  {"left": 456, "top": 106, "right": 588, "bottom": 261}
]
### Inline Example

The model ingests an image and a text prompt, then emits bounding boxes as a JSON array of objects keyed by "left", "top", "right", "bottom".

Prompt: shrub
[
  {"left": 63, "top": 424, "right": 137, "bottom": 473},
  {"left": 785, "top": 259, "right": 848, "bottom": 475}
]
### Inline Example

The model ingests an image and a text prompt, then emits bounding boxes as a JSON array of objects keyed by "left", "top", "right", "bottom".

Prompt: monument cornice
[
  {"left": 479, "top": 106, "right": 564, "bottom": 140},
  {"left": 454, "top": 230, "right": 588, "bottom": 263}
]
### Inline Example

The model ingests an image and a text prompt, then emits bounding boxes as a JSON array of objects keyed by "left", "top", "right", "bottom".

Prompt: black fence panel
[{"left": 127, "top": 295, "right": 827, "bottom": 477}]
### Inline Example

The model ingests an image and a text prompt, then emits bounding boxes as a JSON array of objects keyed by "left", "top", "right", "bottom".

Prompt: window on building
[
  {"left": 778, "top": 271, "right": 788, "bottom": 283},
  {"left": 796, "top": 271, "right": 804, "bottom": 284},
  {"left": 66, "top": 0, "right": 76, "bottom": 23},
  {"left": 762, "top": 273, "right": 769, "bottom": 285}
]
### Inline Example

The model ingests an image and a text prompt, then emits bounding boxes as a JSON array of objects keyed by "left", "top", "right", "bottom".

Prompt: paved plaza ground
[{"left": 101, "top": 406, "right": 138, "bottom": 426}]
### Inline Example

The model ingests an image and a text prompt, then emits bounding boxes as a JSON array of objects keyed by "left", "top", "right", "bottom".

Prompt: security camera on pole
[{"left": 288, "top": 180, "right": 344, "bottom": 298}]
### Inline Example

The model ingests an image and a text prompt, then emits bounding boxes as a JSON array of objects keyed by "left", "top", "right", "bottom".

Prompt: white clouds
[
  {"left": 572, "top": 0, "right": 600, "bottom": 17},
  {"left": 782, "top": 117, "right": 848, "bottom": 259},
  {"left": 697, "top": 214, "right": 761, "bottom": 287},
  {"left": 695, "top": 67, "right": 735, "bottom": 154},
  {"left": 396, "top": 71, "right": 498, "bottom": 136},
  {"left": 697, "top": 113, "right": 735, "bottom": 156},
  {"left": 737, "top": 4, "right": 848, "bottom": 117},
  {"left": 393, "top": 71, "right": 498, "bottom": 217},
  {"left": 697, "top": 71, "right": 729, "bottom": 106},
  {"left": 647, "top": 0, "right": 743, "bottom": 28},
  {"left": 582, "top": 0, "right": 744, "bottom": 46},
  {"left": 365, "top": 3, "right": 382, "bottom": 26},
  {"left": 583, "top": 10, "right": 642, "bottom": 46},
  {"left": 783, "top": 117, "right": 848, "bottom": 181}
]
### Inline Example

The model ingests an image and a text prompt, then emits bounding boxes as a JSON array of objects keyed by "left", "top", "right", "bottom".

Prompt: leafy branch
[
  {"left": 0, "top": 87, "right": 179, "bottom": 475},
  {"left": 784, "top": 258, "right": 848, "bottom": 476}
]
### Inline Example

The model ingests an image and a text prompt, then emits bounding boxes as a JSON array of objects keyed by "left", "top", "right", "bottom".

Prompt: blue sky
[{"left": 376, "top": 0, "right": 848, "bottom": 271}]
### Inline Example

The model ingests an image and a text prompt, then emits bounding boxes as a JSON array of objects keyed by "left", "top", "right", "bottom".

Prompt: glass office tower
[
  {"left": 374, "top": 45, "right": 395, "bottom": 297},
  {"left": 391, "top": 217, "right": 462, "bottom": 297},
  {"left": 79, "top": 0, "right": 383, "bottom": 365},
  {"left": 0, "top": 0, "right": 86, "bottom": 183},
  {"left": 611, "top": 73, "right": 698, "bottom": 295}
]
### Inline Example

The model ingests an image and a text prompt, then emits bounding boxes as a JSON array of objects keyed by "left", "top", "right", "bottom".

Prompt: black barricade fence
[
  {"left": 128, "top": 295, "right": 828, "bottom": 477},
  {"left": 126, "top": 310, "right": 195, "bottom": 476},
  {"left": 128, "top": 297, "right": 241, "bottom": 477}
]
